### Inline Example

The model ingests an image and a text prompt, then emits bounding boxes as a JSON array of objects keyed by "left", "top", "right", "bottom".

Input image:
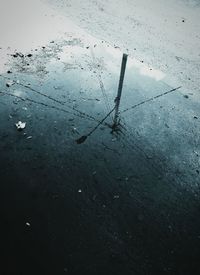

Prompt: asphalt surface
[{"left": 0, "top": 1, "right": 200, "bottom": 275}]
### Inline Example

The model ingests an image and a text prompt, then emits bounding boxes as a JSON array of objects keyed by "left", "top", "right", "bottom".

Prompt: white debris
[
  {"left": 6, "top": 80, "right": 15, "bottom": 87},
  {"left": 73, "top": 127, "right": 77, "bottom": 131},
  {"left": 26, "top": 222, "right": 31, "bottom": 227},
  {"left": 26, "top": 136, "right": 32, "bottom": 139},
  {"left": 78, "top": 189, "right": 82, "bottom": 193},
  {"left": 15, "top": 121, "right": 26, "bottom": 130}
]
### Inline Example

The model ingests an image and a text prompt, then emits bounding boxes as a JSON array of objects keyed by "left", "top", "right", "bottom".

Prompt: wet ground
[{"left": 0, "top": 1, "right": 200, "bottom": 274}]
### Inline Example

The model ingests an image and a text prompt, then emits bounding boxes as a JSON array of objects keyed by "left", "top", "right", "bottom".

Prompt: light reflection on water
[{"left": 0, "top": 0, "right": 165, "bottom": 82}]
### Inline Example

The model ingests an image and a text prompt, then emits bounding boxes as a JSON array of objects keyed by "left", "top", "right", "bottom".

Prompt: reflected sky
[{"left": 0, "top": 0, "right": 165, "bottom": 82}]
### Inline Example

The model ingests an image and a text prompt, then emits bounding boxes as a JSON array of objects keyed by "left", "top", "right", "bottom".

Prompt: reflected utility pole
[
  {"left": 112, "top": 53, "right": 128, "bottom": 128},
  {"left": 76, "top": 52, "right": 128, "bottom": 144}
]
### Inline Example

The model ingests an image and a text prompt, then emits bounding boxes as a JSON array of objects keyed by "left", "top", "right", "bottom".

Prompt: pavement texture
[{"left": 0, "top": 1, "right": 200, "bottom": 274}]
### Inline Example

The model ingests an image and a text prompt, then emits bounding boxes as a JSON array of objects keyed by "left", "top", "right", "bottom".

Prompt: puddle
[
  {"left": 0, "top": 2, "right": 200, "bottom": 274},
  {"left": 0, "top": 0, "right": 199, "bottom": 192}
]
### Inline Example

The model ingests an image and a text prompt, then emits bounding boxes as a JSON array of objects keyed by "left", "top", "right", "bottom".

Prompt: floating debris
[
  {"left": 15, "top": 121, "right": 26, "bottom": 131},
  {"left": 26, "top": 222, "right": 31, "bottom": 227},
  {"left": 6, "top": 80, "right": 15, "bottom": 87},
  {"left": 72, "top": 127, "right": 79, "bottom": 134}
]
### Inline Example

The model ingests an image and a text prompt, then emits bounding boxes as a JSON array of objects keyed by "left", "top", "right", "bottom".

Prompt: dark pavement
[{"left": 0, "top": 37, "right": 200, "bottom": 275}]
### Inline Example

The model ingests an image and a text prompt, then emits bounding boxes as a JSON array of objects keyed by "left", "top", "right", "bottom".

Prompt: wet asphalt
[{"left": 0, "top": 38, "right": 200, "bottom": 275}]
